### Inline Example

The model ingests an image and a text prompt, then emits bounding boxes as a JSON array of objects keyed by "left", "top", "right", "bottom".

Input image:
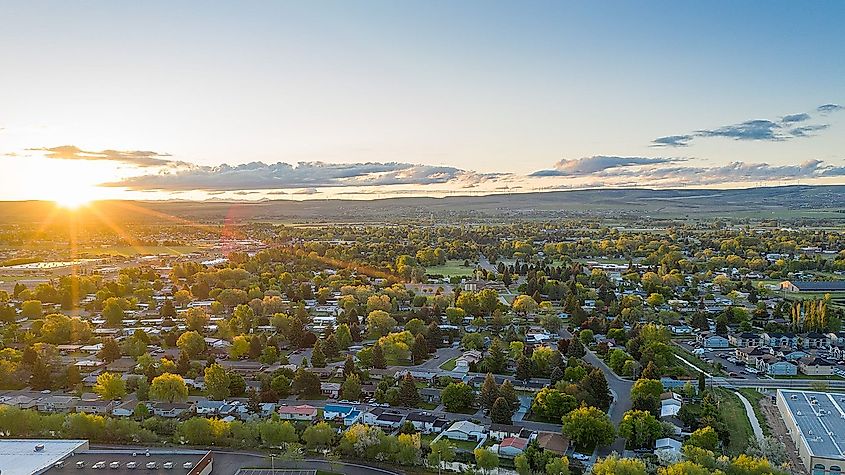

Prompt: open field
[
  {"left": 426, "top": 260, "right": 476, "bottom": 277},
  {"left": 716, "top": 388, "right": 755, "bottom": 456}
]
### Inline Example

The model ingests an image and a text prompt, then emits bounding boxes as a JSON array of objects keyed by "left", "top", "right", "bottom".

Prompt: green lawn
[
  {"left": 736, "top": 388, "right": 771, "bottom": 437},
  {"left": 439, "top": 357, "right": 458, "bottom": 371},
  {"left": 426, "top": 260, "right": 477, "bottom": 277},
  {"left": 438, "top": 437, "right": 480, "bottom": 452},
  {"left": 672, "top": 345, "right": 725, "bottom": 376},
  {"left": 716, "top": 389, "right": 755, "bottom": 456}
]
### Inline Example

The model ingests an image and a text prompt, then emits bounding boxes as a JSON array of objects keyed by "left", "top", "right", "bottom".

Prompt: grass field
[
  {"left": 736, "top": 388, "right": 771, "bottom": 436},
  {"left": 715, "top": 389, "right": 755, "bottom": 456},
  {"left": 80, "top": 245, "right": 201, "bottom": 256},
  {"left": 439, "top": 357, "right": 458, "bottom": 371},
  {"left": 426, "top": 259, "right": 477, "bottom": 277}
]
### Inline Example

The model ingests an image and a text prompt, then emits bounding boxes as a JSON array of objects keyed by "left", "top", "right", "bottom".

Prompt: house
[
  {"left": 655, "top": 437, "right": 683, "bottom": 455},
  {"left": 76, "top": 399, "right": 114, "bottom": 415},
  {"left": 729, "top": 333, "right": 761, "bottom": 348},
  {"left": 111, "top": 401, "right": 136, "bottom": 417},
  {"left": 660, "top": 392, "right": 683, "bottom": 418},
  {"left": 799, "top": 357, "right": 834, "bottom": 376},
  {"left": 151, "top": 402, "right": 193, "bottom": 418},
  {"left": 735, "top": 346, "right": 771, "bottom": 367},
  {"left": 454, "top": 350, "right": 482, "bottom": 373},
  {"left": 278, "top": 404, "right": 318, "bottom": 421},
  {"left": 420, "top": 388, "right": 441, "bottom": 403},
  {"left": 697, "top": 332, "right": 729, "bottom": 349},
  {"left": 394, "top": 370, "right": 438, "bottom": 383},
  {"left": 762, "top": 333, "right": 797, "bottom": 350},
  {"left": 441, "top": 420, "right": 486, "bottom": 442},
  {"left": 489, "top": 424, "right": 531, "bottom": 442},
  {"left": 374, "top": 411, "right": 405, "bottom": 430},
  {"left": 535, "top": 432, "right": 569, "bottom": 455},
  {"left": 323, "top": 404, "right": 356, "bottom": 420},
  {"left": 495, "top": 437, "right": 529, "bottom": 458},
  {"left": 406, "top": 412, "right": 446, "bottom": 434},
  {"left": 196, "top": 400, "right": 225, "bottom": 416},
  {"left": 321, "top": 382, "right": 341, "bottom": 399},
  {"left": 766, "top": 360, "right": 798, "bottom": 376},
  {"left": 804, "top": 333, "right": 827, "bottom": 349},
  {"left": 36, "top": 395, "right": 78, "bottom": 413}
]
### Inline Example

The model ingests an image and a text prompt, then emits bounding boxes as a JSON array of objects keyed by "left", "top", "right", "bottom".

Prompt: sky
[{"left": 1, "top": 0, "right": 844, "bottom": 202}]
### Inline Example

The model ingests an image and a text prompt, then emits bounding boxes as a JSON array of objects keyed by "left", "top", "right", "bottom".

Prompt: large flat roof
[
  {"left": 780, "top": 389, "right": 845, "bottom": 460},
  {"left": 0, "top": 439, "right": 88, "bottom": 475}
]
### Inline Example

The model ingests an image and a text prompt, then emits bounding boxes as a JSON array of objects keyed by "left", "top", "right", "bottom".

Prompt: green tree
[
  {"left": 397, "top": 372, "right": 420, "bottom": 407},
  {"left": 335, "top": 323, "right": 353, "bottom": 350},
  {"left": 259, "top": 420, "right": 298, "bottom": 447},
  {"left": 176, "top": 331, "right": 206, "bottom": 358},
  {"left": 491, "top": 396, "right": 514, "bottom": 424},
  {"left": 474, "top": 448, "right": 499, "bottom": 474},
  {"left": 311, "top": 340, "right": 327, "bottom": 367},
  {"left": 479, "top": 373, "right": 499, "bottom": 410},
  {"left": 149, "top": 373, "right": 188, "bottom": 402},
  {"left": 93, "top": 372, "right": 126, "bottom": 401},
  {"left": 427, "top": 439, "right": 456, "bottom": 468},
  {"left": 514, "top": 454, "right": 531, "bottom": 475},
  {"left": 184, "top": 307, "right": 209, "bottom": 332},
  {"left": 684, "top": 426, "right": 719, "bottom": 452},
  {"left": 98, "top": 338, "right": 121, "bottom": 363},
  {"left": 630, "top": 378, "right": 663, "bottom": 416},
  {"left": 561, "top": 406, "right": 615, "bottom": 449},
  {"left": 204, "top": 363, "right": 231, "bottom": 400},
  {"left": 341, "top": 373, "right": 362, "bottom": 401},
  {"left": 441, "top": 382, "right": 475, "bottom": 412},
  {"left": 545, "top": 457, "right": 571, "bottom": 475},
  {"left": 21, "top": 300, "right": 43, "bottom": 319},
  {"left": 618, "top": 410, "right": 662, "bottom": 449},
  {"left": 411, "top": 333, "right": 428, "bottom": 364},
  {"left": 371, "top": 343, "right": 386, "bottom": 369},
  {"left": 292, "top": 369, "right": 321, "bottom": 397},
  {"left": 302, "top": 421, "right": 335, "bottom": 449},
  {"left": 367, "top": 310, "right": 397, "bottom": 338},
  {"left": 102, "top": 298, "right": 125, "bottom": 327},
  {"left": 591, "top": 455, "right": 646, "bottom": 475}
]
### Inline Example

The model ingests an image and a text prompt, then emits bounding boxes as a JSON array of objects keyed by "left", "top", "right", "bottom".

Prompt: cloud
[
  {"left": 28, "top": 145, "right": 178, "bottom": 167},
  {"left": 530, "top": 156, "right": 681, "bottom": 176},
  {"left": 652, "top": 104, "right": 838, "bottom": 147},
  {"left": 105, "top": 160, "right": 501, "bottom": 191},
  {"left": 817, "top": 103, "right": 843, "bottom": 114}
]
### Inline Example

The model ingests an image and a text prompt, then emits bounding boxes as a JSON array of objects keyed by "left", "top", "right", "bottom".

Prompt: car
[
  {"left": 182, "top": 462, "right": 193, "bottom": 469},
  {"left": 93, "top": 461, "right": 106, "bottom": 469},
  {"left": 571, "top": 453, "right": 590, "bottom": 461},
  {"left": 41, "top": 389, "right": 51, "bottom": 394},
  {"left": 145, "top": 462, "right": 157, "bottom": 469},
  {"left": 110, "top": 461, "right": 120, "bottom": 469},
  {"left": 76, "top": 461, "right": 86, "bottom": 469},
  {"left": 126, "top": 462, "right": 138, "bottom": 469},
  {"left": 339, "top": 399, "right": 350, "bottom": 404},
  {"left": 163, "top": 461, "right": 174, "bottom": 469}
]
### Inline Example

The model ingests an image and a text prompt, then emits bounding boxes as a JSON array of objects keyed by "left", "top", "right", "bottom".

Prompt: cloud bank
[
  {"left": 652, "top": 103, "right": 841, "bottom": 147},
  {"left": 28, "top": 145, "right": 180, "bottom": 167}
]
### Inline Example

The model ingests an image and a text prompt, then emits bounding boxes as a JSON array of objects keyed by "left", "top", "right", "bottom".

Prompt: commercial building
[
  {"left": 776, "top": 389, "right": 845, "bottom": 474},
  {"left": 0, "top": 439, "right": 88, "bottom": 475}
]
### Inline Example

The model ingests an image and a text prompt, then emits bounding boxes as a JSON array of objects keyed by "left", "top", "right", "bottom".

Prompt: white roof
[
  {"left": 0, "top": 439, "right": 88, "bottom": 475},
  {"left": 446, "top": 420, "right": 485, "bottom": 434}
]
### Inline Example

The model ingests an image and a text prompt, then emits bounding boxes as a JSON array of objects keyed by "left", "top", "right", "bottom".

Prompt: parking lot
[
  {"left": 236, "top": 470, "right": 317, "bottom": 475},
  {"left": 45, "top": 452, "right": 208, "bottom": 475}
]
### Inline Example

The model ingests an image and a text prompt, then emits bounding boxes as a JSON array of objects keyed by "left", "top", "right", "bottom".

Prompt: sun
[
  {"left": 50, "top": 184, "right": 101, "bottom": 209},
  {"left": 54, "top": 194, "right": 93, "bottom": 209}
]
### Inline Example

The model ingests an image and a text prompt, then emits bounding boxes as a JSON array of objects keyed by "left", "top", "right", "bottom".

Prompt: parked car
[
  {"left": 126, "top": 462, "right": 137, "bottom": 469},
  {"left": 110, "top": 461, "right": 120, "bottom": 469}
]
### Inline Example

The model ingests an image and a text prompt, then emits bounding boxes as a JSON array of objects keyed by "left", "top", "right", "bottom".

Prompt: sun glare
[
  {"left": 54, "top": 194, "right": 92, "bottom": 209},
  {"left": 50, "top": 184, "right": 101, "bottom": 210}
]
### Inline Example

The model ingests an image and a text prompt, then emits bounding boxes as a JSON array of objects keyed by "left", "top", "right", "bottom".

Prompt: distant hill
[{"left": 0, "top": 185, "right": 843, "bottom": 224}]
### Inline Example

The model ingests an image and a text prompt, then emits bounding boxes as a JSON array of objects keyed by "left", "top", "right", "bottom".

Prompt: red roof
[
  {"left": 278, "top": 404, "right": 317, "bottom": 416},
  {"left": 501, "top": 437, "right": 529, "bottom": 450}
]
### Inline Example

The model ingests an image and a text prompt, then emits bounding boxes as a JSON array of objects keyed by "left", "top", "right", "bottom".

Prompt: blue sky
[{"left": 0, "top": 1, "right": 843, "bottom": 200}]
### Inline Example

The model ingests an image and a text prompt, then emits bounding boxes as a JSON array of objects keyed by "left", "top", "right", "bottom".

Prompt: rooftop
[
  {"left": 0, "top": 439, "right": 88, "bottom": 475},
  {"left": 779, "top": 389, "right": 845, "bottom": 460}
]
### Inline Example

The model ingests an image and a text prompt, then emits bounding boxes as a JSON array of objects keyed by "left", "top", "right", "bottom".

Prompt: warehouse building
[{"left": 777, "top": 389, "right": 845, "bottom": 474}]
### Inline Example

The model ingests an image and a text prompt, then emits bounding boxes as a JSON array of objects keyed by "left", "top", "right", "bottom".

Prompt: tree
[
  {"left": 367, "top": 310, "right": 397, "bottom": 338},
  {"left": 630, "top": 378, "right": 663, "bottom": 416},
  {"left": 204, "top": 363, "right": 231, "bottom": 400},
  {"left": 98, "top": 338, "right": 121, "bottom": 363},
  {"left": 21, "top": 300, "right": 43, "bottom": 319},
  {"left": 516, "top": 355, "right": 532, "bottom": 381},
  {"left": 185, "top": 307, "right": 209, "bottom": 332},
  {"left": 685, "top": 426, "right": 718, "bottom": 452},
  {"left": 93, "top": 372, "right": 126, "bottom": 401},
  {"left": 698, "top": 372, "right": 706, "bottom": 394},
  {"left": 160, "top": 299, "right": 176, "bottom": 318},
  {"left": 230, "top": 335, "right": 250, "bottom": 359},
  {"left": 445, "top": 307, "right": 466, "bottom": 325},
  {"left": 411, "top": 333, "right": 428, "bottom": 364},
  {"left": 335, "top": 323, "right": 353, "bottom": 350},
  {"left": 302, "top": 421, "right": 335, "bottom": 449},
  {"left": 657, "top": 461, "right": 710, "bottom": 475},
  {"left": 545, "top": 457, "right": 571, "bottom": 475},
  {"left": 397, "top": 373, "right": 420, "bottom": 407},
  {"left": 371, "top": 343, "right": 386, "bottom": 369},
  {"left": 491, "top": 397, "right": 514, "bottom": 424},
  {"left": 65, "top": 364, "right": 81, "bottom": 389},
  {"left": 176, "top": 331, "right": 206, "bottom": 358},
  {"left": 514, "top": 454, "right": 531, "bottom": 475},
  {"left": 30, "top": 357, "right": 51, "bottom": 390},
  {"left": 102, "top": 298, "right": 125, "bottom": 327},
  {"left": 498, "top": 380, "right": 519, "bottom": 410},
  {"left": 641, "top": 361, "right": 660, "bottom": 380},
  {"left": 149, "top": 373, "right": 188, "bottom": 402},
  {"left": 531, "top": 388, "right": 577, "bottom": 421},
  {"left": 343, "top": 355, "right": 357, "bottom": 377},
  {"left": 479, "top": 373, "right": 499, "bottom": 410},
  {"left": 618, "top": 410, "right": 662, "bottom": 449},
  {"left": 484, "top": 338, "right": 508, "bottom": 374},
  {"left": 133, "top": 403, "right": 150, "bottom": 420},
  {"left": 591, "top": 455, "right": 646, "bottom": 475},
  {"left": 579, "top": 369, "right": 612, "bottom": 411},
  {"left": 428, "top": 439, "right": 456, "bottom": 468},
  {"left": 311, "top": 340, "right": 327, "bottom": 367},
  {"left": 341, "top": 373, "right": 362, "bottom": 401},
  {"left": 561, "top": 406, "right": 615, "bottom": 449},
  {"left": 474, "top": 448, "right": 499, "bottom": 474},
  {"left": 271, "top": 374, "right": 291, "bottom": 397},
  {"left": 441, "top": 382, "right": 475, "bottom": 412},
  {"left": 512, "top": 294, "right": 538, "bottom": 315},
  {"left": 259, "top": 420, "right": 298, "bottom": 447},
  {"left": 292, "top": 369, "right": 321, "bottom": 397}
]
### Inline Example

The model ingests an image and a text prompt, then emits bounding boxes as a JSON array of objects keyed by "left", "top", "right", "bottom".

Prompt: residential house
[
  {"left": 762, "top": 333, "right": 797, "bottom": 350},
  {"left": 799, "top": 357, "right": 835, "bottom": 376},
  {"left": 406, "top": 412, "right": 446, "bottom": 434},
  {"left": 697, "top": 332, "right": 729, "bottom": 349},
  {"left": 765, "top": 359, "right": 798, "bottom": 376},
  {"left": 495, "top": 437, "right": 529, "bottom": 458},
  {"left": 489, "top": 424, "right": 532, "bottom": 442},
  {"left": 660, "top": 392, "right": 683, "bottom": 418},
  {"left": 111, "top": 401, "right": 136, "bottom": 417},
  {"left": 735, "top": 347, "right": 771, "bottom": 367},
  {"left": 729, "top": 333, "right": 761, "bottom": 348},
  {"left": 454, "top": 350, "right": 482, "bottom": 373},
  {"left": 151, "top": 402, "right": 193, "bottom": 418},
  {"left": 76, "top": 399, "right": 114, "bottom": 415},
  {"left": 420, "top": 388, "right": 441, "bottom": 404},
  {"left": 321, "top": 382, "right": 341, "bottom": 399},
  {"left": 804, "top": 333, "right": 827, "bottom": 349},
  {"left": 441, "top": 420, "right": 486, "bottom": 442},
  {"left": 373, "top": 411, "right": 405, "bottom": 430},
  {"left": 278, "top": 404, "right": 318, "bottom": 422},
  {"left": 323, "top": 404, "right": 356, "bottom": 420},
  {"left": 196, "top": 400, "right": 225, "bottom": 416},
  {"left": 655, "top": 437, "right": 683, "bottom": 455},
  {"left": 535, "top": 432, "right": 569, "bottom": 456},
  {"left": 36, "top": 395, "right": 78, "bottom": 413}
]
